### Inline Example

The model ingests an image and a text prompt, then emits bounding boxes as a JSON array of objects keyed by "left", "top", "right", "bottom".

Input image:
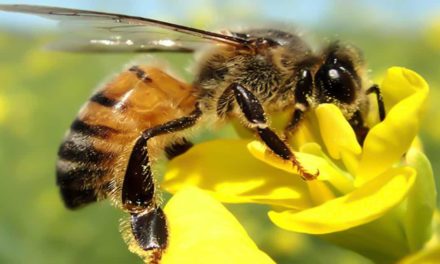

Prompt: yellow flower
[{"left": 162, "top": 67, "right": 435, "bottom": 262}]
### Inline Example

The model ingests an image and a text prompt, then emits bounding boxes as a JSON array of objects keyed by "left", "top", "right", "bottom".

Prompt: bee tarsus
[{"left": 130, "top": 208, "right": 168, "bottom": 251}]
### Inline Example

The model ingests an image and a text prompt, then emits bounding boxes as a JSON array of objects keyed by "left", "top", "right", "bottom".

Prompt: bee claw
[
  {"left": 300, "top": 169, "right": 319, "bottom": 181},
  {"left": 290, "top": 159, "right": 319, "bottom": 180}
]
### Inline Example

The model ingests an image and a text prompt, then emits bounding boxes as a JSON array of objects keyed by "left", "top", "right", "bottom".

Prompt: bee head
[{"left": 314, "top": 42, "right": 364, "bottom": 105}]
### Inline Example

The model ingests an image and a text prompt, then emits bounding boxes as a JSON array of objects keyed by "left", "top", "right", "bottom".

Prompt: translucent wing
[{"left": 0, "top": 4, "right": 249, "bottom": 53}]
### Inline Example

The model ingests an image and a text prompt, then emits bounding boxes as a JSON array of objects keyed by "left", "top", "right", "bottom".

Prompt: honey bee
[{"left": 0, "top": 4, "right": 385, "bottom": 263}]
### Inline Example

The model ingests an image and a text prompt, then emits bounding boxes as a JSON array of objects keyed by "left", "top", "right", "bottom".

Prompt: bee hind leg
[
  {"left": 121, "top": 106, "right": 202, "bottom": 258},
  {"left": 228, "top": 83, "right": 318, "bottom": 180}
]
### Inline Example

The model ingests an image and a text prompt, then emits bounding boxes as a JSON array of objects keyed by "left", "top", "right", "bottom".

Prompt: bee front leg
[
  {"left": 121, "top": 106, "right": 202, "bottom": 259},
  {"left": 366, "top": 84, "right": 386, "bottom": 121},
  {"left": 285, "top": 69, "right": 313, "bottom": 134},
  {"left": 350, "top": 84, "right": 386, "bottom": 145},
  {"left": 229, "top": 83, "right": 317, "bottom": 180}
]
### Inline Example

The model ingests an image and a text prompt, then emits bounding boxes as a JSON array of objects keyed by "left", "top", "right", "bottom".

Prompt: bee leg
[
  {"left": 130, "top": 208, "right": 167, "bottom": 260},
  {"left": 122, "top": 106, "right": 202, "bottom": 254},
  {"left": 285, "top": 69, "right": 313, "bottom": 134},
  {"left": 230, "top": 83, "right": 317, "bottom": 180},
  {"left": 285, "top": 106, "right": 307, "bottom": 139},
  {"left": 366, "top": 84, "right": 386, "bottom": 121},
  {"left": 350, "top": 85, "right": 386, "bottom": 145}
]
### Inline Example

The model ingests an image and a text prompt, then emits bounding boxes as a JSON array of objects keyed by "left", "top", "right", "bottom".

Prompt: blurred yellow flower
[
  {"left": 424, "top": 16, "right": 440, "bottom": 52},
  {"left": 162, "top": 67, "right": 435, "bottom": 262},
  {"left": 0, "top": 94, "right": 7, "bottom": 123},
  {"left": 401, "top": 243, "right": 440, "bottom": 264}
]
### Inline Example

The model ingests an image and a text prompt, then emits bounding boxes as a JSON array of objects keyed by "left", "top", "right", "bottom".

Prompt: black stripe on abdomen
[
  {"left": 56, "top": 159, "right": 108, "bottom": 187},
  {"left": 129, "top": 65, "right": 152, "bottom": 82},
  {"left": 70, "top": 118, "right": 118, "bottom": 139},
  {"left": 57, "top": 131, "right": 116, "bottom": 164},
  {"left": 90, "top": 91, "right": 118, "bottom": 107}
]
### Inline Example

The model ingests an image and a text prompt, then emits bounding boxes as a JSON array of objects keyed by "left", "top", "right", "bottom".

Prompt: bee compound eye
[{"left": 315, "top": 64, "right": 357, "bottom": 104}]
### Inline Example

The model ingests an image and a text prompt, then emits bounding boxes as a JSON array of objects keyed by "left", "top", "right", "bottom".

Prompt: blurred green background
[{"left": 0, "top": 1, "right": 439, "bottom": 263}]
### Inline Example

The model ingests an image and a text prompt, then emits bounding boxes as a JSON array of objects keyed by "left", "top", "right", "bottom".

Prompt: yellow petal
[
  {"left": 163, "top": 139, "right": 312, "bottom": 210},
  {"left": 248, "top": 141, "right": 355, "bottom": 207},
  {"left": 287, "top": 111, "right": 324, "bottom": 150},
  {"left": 315, "top": 104, "right": 362, "bottom": 160},
  {"left": 247, "top": 141, "right": 324, "bottom": 180},
  {"left": 315, "top": 103, "right": 362, "bottom": 177},
  {"left": 299, "top": 143, "right": 355, "bottom": 195},
  {"left": 268, "top": 167, "right": 416, "bottom": 234},
  {"left": 381, "top": 67, "right": 429, "bottom": 111},
  {"left": 306, "top": 180, "right": 336, "bottom": 205},
  {"left": 162, "top": 187, "right": 275, "bottom": 264},
  {"left": 356, "top": 68, "right": 429, "bottom": 185},
  {"left": 248, "top": 141, "right": 355, "bottom": 195}
]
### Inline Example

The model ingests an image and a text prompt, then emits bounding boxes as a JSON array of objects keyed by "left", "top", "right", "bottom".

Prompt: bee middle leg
[
  {"left": 229, "top": 83, "right": 317, "bottom": 180},
  {"left": 121, "top": 106, "right": 202, "bottom": 256}
]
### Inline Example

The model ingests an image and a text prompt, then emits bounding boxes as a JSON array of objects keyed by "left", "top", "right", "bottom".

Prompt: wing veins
[{"left": 0, "top": 4, "right": 250, "bottom": 46}]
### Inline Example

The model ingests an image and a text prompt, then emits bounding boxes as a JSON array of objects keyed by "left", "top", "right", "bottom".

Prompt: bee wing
[
  {"left": 46, "top": 24, "right": 212, "bottom": 53},
  {"left": 0, "top": 4, "right": 249, "bottom": 53}
]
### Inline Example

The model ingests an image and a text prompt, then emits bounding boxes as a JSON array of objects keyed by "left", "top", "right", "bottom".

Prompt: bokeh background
[{"left": 0, "top": 0, "right": 439, "bottom": 263}]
